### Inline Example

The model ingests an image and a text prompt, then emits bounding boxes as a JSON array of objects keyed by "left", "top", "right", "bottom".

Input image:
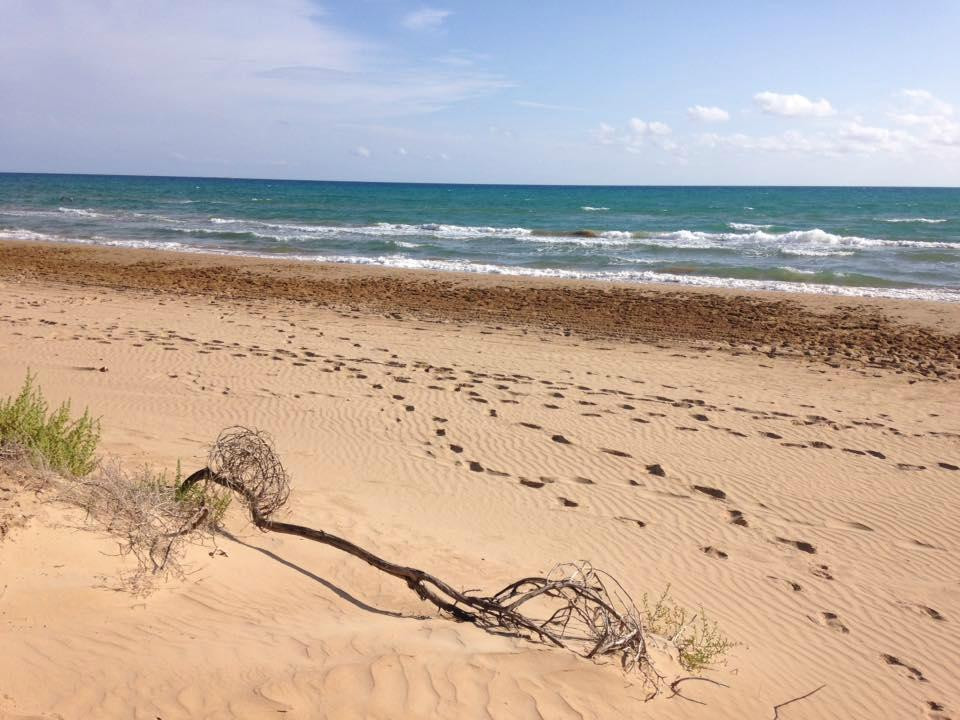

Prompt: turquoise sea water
[{"left": 1, "top": 173, "right": 959, "bottom": 301}]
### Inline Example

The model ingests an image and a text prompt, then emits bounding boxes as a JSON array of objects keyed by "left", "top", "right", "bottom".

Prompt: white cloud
[
  {"left": 630, "top": 119, "right": 671, "bottom": 136},
  {"left": 402, "top": 8, "right": 452, "bottom": 31},
  {"left": 596, "top": 119, "right": 678, "bottom": 154},
  {"left": 754, "top": 91, "right": 836, "bottom": 117},
  {"left": 899, "top": 89, "right": 953, "bottom": 116},
  {"left": 837, "top": 123, "right": 917, "bottom": 153},
  {"left": 397, "top": 147, "right": 408, "bottom": 156},
  {"left": 353, "top": 145, "right": 371, "bottom": 157},
  {"left": 700, "top": 122, "right": 919, "bottom": 157},
  {"left": 596, "top": 122, "right": 618, "bottom": 145},
  {"left": 687, "top": 105, "right": 729, "bottom": 123},
  {"left": 889, "top": 89, "right": 959, "bottom": 146}
]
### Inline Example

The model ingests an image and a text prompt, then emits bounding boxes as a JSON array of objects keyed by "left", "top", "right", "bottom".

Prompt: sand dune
[{"left": 1, "top": 255, "right": 959, "bottom": 719}]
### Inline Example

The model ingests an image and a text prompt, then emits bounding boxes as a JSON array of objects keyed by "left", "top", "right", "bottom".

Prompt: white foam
[
  {"left": 58, "top": 207, "right": 103, "bottom": 218},
  {"left": 194, "top": 219, "right": 960, "bottom": 254},
  {"left": 652, "top": 227, "right": 960, "bottom": 251},
  {"left": 0, "top": 228, "right": 59, "bottom": 241},
  {"left": 881, "top": 217, "right": 948, "bottom": 224},
  {"left": 728, "top": 222, "right": 773, "bottom": 230},
  {"left": 581, "top": 206, "right": 610, "bottom": 211}
]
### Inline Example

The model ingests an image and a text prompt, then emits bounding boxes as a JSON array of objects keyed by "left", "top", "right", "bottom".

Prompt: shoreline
[
  {"left": 3, "top": 229, "right": 959, "bottom": 304},
  {"left": 3, "top": 238, "right": 960, "bottom": 380}
]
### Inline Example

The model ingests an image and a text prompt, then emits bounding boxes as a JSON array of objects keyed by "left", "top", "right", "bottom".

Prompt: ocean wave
[
  {"left": 728, "top": 222, "right": 773, "bottom": 230},
  {"left": 581, "top": 206, "right": 610, "bottom": 211},
  {"left": 652, "top": 228, "right": 960, "bottom": 251},
  {"left": 58, "top": 207, "right": 103, "bottom": 218},
  {"left": 881, "top": 217, "right": 948, "bottom": 224},
  {"left": 196, "top": 218, "right": 960, "bottom": 253},
  {"left": 0, "top": 228, "right": 60, "bottom": 241},
  {"left": 778, "top": 246, "right": 855, "bottom": 258}
]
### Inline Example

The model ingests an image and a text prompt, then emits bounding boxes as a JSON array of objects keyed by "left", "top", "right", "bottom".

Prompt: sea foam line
[
  {"left": 202, "top": 218, "right": 960, "bottom": 251},
  {"left": 881, "top": 217, "right": 949, "bottom": 224},
  {"left": 5, "top": 228, "right": 957, "bottom": 303}
]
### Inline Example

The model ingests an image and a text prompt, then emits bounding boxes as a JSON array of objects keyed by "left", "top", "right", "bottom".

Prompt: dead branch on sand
[
  {"left": 174, "top": 426, "right": 717, "bottom": 696},
  {"left": 771, "top": 684, "right": 827, "bottom": 719}
]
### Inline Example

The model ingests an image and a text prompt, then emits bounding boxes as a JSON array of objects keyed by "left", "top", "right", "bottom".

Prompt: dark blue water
[{"left": 1, "top": 173, "right": 959, "bottom": 300}]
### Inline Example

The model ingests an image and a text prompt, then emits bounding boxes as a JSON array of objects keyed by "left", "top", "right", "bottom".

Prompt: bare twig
[
  {"left": 772, "top": 684, "right": 826, "bottom": 719},
  {"left": 668, "top": 676, "right": 730, "bottom": 705}
]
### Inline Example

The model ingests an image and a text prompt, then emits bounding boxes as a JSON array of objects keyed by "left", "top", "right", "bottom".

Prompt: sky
[{"left": 2, "top": 0, "right": 960, "bottom": 185}]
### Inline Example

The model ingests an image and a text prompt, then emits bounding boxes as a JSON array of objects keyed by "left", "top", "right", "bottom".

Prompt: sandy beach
[{"left": 2, "top": 239, "right": 959, "bottom": 719}]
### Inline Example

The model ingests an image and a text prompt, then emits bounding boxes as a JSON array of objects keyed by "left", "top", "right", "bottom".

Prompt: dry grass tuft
[{"left": 64, "top": 460, "right": 229, "bottom": 593}]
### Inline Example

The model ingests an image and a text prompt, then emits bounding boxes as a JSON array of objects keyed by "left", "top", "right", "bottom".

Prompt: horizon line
[{"left": 2, "top": 170, "right": 959, "bottom": 190}]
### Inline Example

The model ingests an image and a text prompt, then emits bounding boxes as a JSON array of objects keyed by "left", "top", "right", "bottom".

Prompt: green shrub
[
  {"left": 0, "top": 372, "right": 101, "bottom": 476},
  {"left": 643, "top": 586, "right": 738, "bottom": 671}
]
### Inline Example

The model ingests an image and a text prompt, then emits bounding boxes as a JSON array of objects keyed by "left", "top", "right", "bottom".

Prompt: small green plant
[
  {"left": 0, "top": 372, "right": 101, "bottom": 476},
  {"left": 173, "top": 460, "right": 231, "bottom": 524},
  {"left": 642, "top": 585, "right": 738, "bottom": 671}
]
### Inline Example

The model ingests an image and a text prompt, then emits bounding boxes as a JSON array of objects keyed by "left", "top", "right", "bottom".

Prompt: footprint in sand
[
  {"left": 519, "top": 479, "right": 544, "bottom": 489},
  {"left": 693, "top": 485, "right": 726, "bottom": 500},
  {"left": 557, "top": 496, "right": 578, "bottom": 508},
  {"left": 776, "top": 537, "right": 817, "bottom": 554},
  {"left": 881, "top": 654, "right": 927, "bottom": 682},
  {"left": 767, "top": 576, "right": 802, "bottom": 592},
  {"left": 811, "top": 564, "right": 834, "bottom": 580},
  {"left": 701, "top": 546, "right": 728, "bottom": 560},
  {"left": 646, "top": 463, "right": 666, "bottom": 477},
  {"left": 810, "top": 611, "right": 849, "bottom": 634},
  {"left": 729, "top": 510, "right": 748, "bottom": 527},
  {"left": 898, "top": 601, "right": 946, "bottom": 622},
  {"left": 615, "top": 516, "right": 647, "bottom": 528}
]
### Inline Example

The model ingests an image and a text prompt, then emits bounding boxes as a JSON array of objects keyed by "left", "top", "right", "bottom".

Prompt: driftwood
[{"left": 178, "top": 427, "right": 684, "bottom": 692}]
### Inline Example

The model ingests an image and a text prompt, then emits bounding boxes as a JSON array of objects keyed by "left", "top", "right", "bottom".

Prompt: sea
[{"left": 1, "top": 173, "right": 959, "bottom": 301}]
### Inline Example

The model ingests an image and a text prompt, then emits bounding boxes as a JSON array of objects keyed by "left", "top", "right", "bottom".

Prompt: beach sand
[{"left": 1, "top": 240, "right": 959, "bottom": 719}]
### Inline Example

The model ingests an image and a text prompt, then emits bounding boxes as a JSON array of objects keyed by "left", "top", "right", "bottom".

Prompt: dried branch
[
  {"left": 174, "top": 426, "right": 725, "bottom": 697},
  {"left": 668, "top": 676, "right": 730, "bottom": 705},
  {"left": 772, "top": 684, "right": 826, "bottom": 719}
]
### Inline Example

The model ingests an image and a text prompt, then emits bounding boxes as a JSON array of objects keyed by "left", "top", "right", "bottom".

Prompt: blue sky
[{"left": 2, "top": 0, "right": 959, "bottom": 184}]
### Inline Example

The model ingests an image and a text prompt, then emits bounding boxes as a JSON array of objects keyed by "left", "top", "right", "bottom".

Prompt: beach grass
[{"left": 0, "top": 372, "right": 100, "bottom": 477}]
